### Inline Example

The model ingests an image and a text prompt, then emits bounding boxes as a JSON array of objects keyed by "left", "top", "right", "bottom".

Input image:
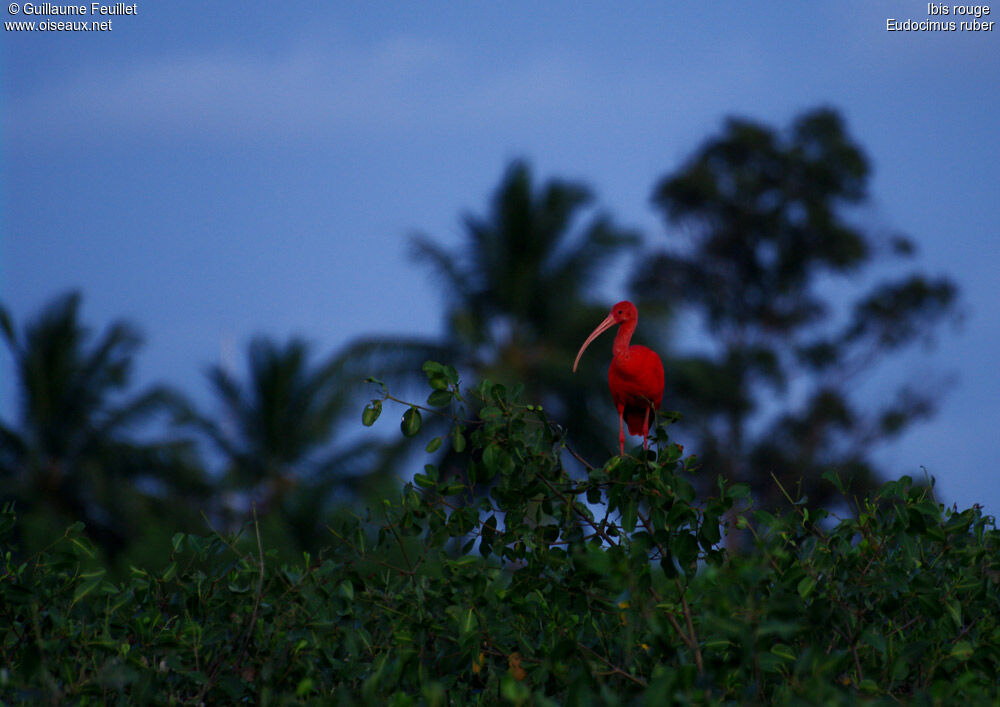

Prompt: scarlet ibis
[{"left": 573, "top": 301, "right": 665, "bottom": 455}]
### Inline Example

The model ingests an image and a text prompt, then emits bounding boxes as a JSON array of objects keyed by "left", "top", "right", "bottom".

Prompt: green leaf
[
  {"left": 671, "top": 533, "right": 699, "bottom": 572},
  {"left": 699, "top": 512, "right": 721, "bottom": 547},
  {"left": 490, "top": 383, "right": 507, "bottom": 402},
  {"left": 425, "top": 436, "right": 442, "bottom": 453},
  {"left": 728, "top": 483, "right": 751, "bottom": 500},
  {"left": 401, "top": 406, "right": 422, "bottom": 437},
  {"left": 483, "top": 443, "right": 501, "bottom": 474},
  {"left": 296, "top": 678, "right": 315, "bottom": 697},
  {"left": 822, "top": 469, "right": 845, "bottom": 494},
  {"left": 452, "top": 426, "right": 466, "bottom": 453},
  {"left": 423, "top": 361, "right": 450, "bottom": 390},
  {"left": 440, "top": 481, "right": 465, "bottom": 496},
  {"left": 427, "top": 389, "right": 453, "bottom": 407},
  {"left": 858, "top": 679, "right": 879, "bottom": 694},
  {"left": 950, "top": 641, "right": 974, "bottom": 661},
  {"left": 414, "top": 473, "right": 435, "bottom": 489},
  {"left": 620, "top": 504, "right": 637, "bottom": 534},
  {"left": 797, "top": 576, "right": 816, "bottom": 599},
  {"left": 459, "top": 608, "right": 477, "bottom": 637},
  {"left": 501, "top": 674, "right": 530, "bottom": 703},
  {"left": 69, "top": 533, "right": 95, "bottom": 558},
  {"left": 862, "top": 629, "right": 886, "bottom": 654},
  {"left": 363, "top": 400, "right": 383, "bottom": 426},
  {"left": 770, "top": 643, "right": 796, "bottom": 661},
  {"left": 945, "top": 600, "right": 962, "bottom": 628},
  {"left": 422, "top": 682, "right": 447, "bottom": 707},
  {"left": 72, "top": 569, "right": 107, "bottom": 605},
  {"left": 757, "top": 652, "right": 785, "bottom": 674},
  {"left": 422, "top": 360, "right": 445, "bottom": 376}
]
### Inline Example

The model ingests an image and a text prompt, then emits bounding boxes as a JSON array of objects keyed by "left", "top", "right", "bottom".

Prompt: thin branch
[
  {"left": 537, "top": 474, "right": 617, "bottom": 548},
  {"left": 382, "top": 504, "right": 414, "bottom": 574},
  {"left": 563, "top": 440, "right": 596, "bottom": 471},
  {"left": 574, "top": 639, "right": 648, "bottom": 688},
  {"left": 675, "top": 578, "right": 704, "bottom": 675}
]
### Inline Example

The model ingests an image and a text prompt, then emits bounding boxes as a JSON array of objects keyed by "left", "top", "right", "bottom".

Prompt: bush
[{"left": 2, "top": 364, "right": 998, "bottom": 704}]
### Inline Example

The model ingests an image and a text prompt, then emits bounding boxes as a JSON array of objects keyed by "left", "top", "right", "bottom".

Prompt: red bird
[{"left": 573, "top": 301, "right": 665, "bottom": 455}]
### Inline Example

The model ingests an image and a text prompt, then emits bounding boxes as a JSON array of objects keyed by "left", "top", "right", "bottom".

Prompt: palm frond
[
  {"left": 410, "top": 235, "right": 474, "bottom": 304},
  {"left": 81, "top": 320, "right": 142, "bottom": 393},
  {"left": 93, "top": 385, "right": 177, "bottom": 438},
  {"left": 205, "top": 365, "right": 246, "bottom": 423},
  {"left": 0, "top": 303, "right": 19, "bottom": 354}
]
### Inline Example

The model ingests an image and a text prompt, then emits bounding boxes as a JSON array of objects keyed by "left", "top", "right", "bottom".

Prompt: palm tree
[
  {"left": 0, "top": 292, "right": 205, "bottom": 559},
  {"left": 341, "top": 160, "right": 651, "bottom": 463},
  {"left": 174, "top": 335, "right": 399, "bottom": 551}
]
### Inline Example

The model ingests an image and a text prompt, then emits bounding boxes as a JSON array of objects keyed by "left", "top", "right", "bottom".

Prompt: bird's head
[
  {"left": 572, "top": 300, "right": 638, "bottom": 372},
  {"left": 609, "top": 301, "right": 637, "bottom": 324}
]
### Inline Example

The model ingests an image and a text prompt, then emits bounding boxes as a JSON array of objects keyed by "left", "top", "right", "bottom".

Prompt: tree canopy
[
  {"left": 0, "top": 293, "right": 205, "bottom": 561},
  {"left": 632, "top": 108, "right": 959, "bottom": 508}
]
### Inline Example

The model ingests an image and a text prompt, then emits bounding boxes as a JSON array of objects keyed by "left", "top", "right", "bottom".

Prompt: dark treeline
[{"left": 0, "top": 107, "right": 960, "bottom": 571}]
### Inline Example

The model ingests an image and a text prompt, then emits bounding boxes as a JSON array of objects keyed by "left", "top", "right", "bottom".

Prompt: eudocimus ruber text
[{"left": 573, "top": 301, "right": 665, "bottom": 455}]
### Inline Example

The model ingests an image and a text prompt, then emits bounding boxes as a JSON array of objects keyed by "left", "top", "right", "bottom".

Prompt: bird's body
[
  {"left": 609, "top": 345, "right": 664, "bottom": 436},
  {"left": 573, "top": 301, "right": 665, "bottom": 455}
]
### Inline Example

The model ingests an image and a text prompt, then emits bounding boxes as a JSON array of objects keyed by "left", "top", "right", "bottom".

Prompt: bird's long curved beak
[{"left": 572, "top": 314, "right": 617, "bottom": 372}]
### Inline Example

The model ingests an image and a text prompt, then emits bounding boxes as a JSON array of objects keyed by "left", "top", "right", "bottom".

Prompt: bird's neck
[{"left": 613, "top": 320, "right": 637, "bottom": 359}]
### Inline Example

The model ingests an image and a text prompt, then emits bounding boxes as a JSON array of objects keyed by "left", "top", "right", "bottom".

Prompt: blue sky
[{"left": 3, "top": 2, "right": 998, "bottom": 512}]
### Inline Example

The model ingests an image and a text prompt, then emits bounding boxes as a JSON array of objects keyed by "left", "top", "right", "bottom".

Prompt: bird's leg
[{"left": 618, "top": 408, "right": 626, "bottom": 456}]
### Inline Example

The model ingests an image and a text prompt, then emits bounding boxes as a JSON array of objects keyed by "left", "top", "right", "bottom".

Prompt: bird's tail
[{"left": 623, "top": 404, "right": 651, "bottom": 436}]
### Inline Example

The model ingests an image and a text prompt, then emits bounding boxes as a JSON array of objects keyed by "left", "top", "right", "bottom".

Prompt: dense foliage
[{"left": 3, "top": 365, "right": 998, "bottom": 704}]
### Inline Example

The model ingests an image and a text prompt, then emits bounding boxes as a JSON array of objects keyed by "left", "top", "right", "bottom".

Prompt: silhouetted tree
[
  {"left": 0, "top": 292, "right": 206, "bottom": 559},
  {"left": 632, "top": 108, "right": 959, "bottom": 509},
  {"left": 174, "top": 336, "right": 401, "bottom": 550}
]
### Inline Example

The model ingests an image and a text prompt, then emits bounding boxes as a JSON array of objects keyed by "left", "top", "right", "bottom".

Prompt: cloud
[
  {"left": 5, "top": 30, "right": 771, "bottom": 147},
  {"left": 5, "top": 36, "right": 461, "bottom": 142}
]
